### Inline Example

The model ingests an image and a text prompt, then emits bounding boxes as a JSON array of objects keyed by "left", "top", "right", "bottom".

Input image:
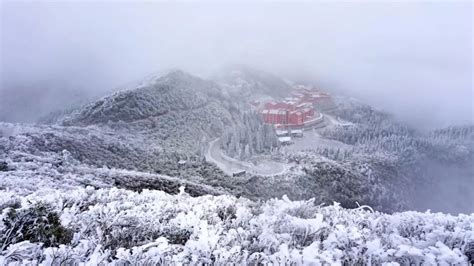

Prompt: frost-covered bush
[
  {"left": 1, "top": 203, "right": 73, "bottom": 250},
  {"left": 0, "top": 161, "right": 7, "bottom": 172},
  {"left": 0, "top": 187, "right": 472, "bottom": 265}
]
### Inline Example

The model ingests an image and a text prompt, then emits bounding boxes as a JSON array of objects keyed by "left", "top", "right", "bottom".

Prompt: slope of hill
[
  {"left": 313, "top": 98, "right": 474, "bottom": 213},
  {"left": 61, "top": 70, "right": 231, "bottom": 126},
  {"left": 0, "top": 182, "right": 472, "bottom": 264},
  {"left": 1, "top": 69, "right": 473, "bottom": 264},
  {"left": 0, "top": 70, "right": 281, "bottom": 197},
  {"left": 4, "top": 70, "right": 473, "bottom": 214}
]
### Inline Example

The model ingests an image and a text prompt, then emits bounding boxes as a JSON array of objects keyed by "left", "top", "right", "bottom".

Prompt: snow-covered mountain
[
  {"left": 61, "top": 71, "right": 229, "bottom": 126},
  {"left": 1, "top": 69, "right": 473, "bottom": 264}
]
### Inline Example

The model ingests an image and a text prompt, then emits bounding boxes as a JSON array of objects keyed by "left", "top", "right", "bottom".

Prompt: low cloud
[{"left": 1, "top": 1, "right": 472, "bottom": 128}]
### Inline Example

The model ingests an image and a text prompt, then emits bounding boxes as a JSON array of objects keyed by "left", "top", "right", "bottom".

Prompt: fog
[{"left": 1, "top": 1, "right": 472, "bottom": 128}]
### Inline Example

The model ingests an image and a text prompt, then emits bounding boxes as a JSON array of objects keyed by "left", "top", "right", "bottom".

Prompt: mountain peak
[{"left": 61, "top": 71, "right": 221, "bottom": 125}]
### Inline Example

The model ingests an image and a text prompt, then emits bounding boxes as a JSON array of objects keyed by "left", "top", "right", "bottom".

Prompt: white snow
[
  {"left": 284, "top": 130, "right": 352, "bottom": 153},
  {"left": 205, "top": 138, "right": 291, "bottom": 176},
  {"left": 0, "top": 186, "right": 472, "bottom": 264}
]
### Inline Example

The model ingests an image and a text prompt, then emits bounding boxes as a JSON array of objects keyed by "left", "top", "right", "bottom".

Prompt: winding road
[
  {"left": 205, "top": 138, "right": 290, "bottom": 176},
  {"left": 204, "top": 112, "right": 351, "bottom": 176}
]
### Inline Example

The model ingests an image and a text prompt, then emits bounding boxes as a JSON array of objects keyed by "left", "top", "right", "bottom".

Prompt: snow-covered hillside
[
  {"left": 61, "top": 71, "right": 230, "bottom": 126},
  {"left": 1, "top": 185, "right": 473, "bottom": 265},
  {"left": 1, "top": 69, "right": 474, "bottom": 264}
]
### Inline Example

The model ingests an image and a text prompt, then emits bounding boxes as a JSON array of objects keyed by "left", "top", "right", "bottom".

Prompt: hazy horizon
[{"left": 1, "top": 1, "right": 472, "bottom": 129}]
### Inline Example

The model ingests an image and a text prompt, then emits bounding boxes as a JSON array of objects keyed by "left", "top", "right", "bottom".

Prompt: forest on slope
[{"left": 0, "top": 68, "right": 473, "bottom": 264}]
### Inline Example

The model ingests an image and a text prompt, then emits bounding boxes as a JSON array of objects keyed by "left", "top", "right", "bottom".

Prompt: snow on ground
[
  {"left": 325, "top": 114, "right": 355, "bottom": 127},
  {"left": 0, "top": 186, "right": 472, "bottom": 265},
  {"left": 205, "top": 113, "right": 352, "bottom": 176},
  {"left": 2, "top": 116, "right": 474, "bottom": 264},
  {"left": 284, "top": 129, "right": 352, "bottom": 153},
  {"left": 1, "top": 133, "right": 473, "bottom": 264},
  {"left": 205, "top": 138, "right": 291, "bottom": 176}
]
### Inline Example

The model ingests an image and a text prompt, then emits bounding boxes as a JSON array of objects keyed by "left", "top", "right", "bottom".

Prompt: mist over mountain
[
  {"left": 1, "top": 66, "right": 474, "bottom": 263},
  {"left": 1, "top": 1, "right": 473, "bottom": 264},
  {"left": 1, "top": 1, "right": 472, "bottom": 128}
]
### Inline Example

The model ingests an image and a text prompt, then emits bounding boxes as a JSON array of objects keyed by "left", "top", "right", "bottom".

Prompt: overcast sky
[{"left": 1, "top": 1, "right": 472, "bottom": 128}]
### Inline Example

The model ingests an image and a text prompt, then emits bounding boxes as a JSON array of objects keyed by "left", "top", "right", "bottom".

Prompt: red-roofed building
[
  {"left": 288, "top": 110, "right": 304, "bottom": 126},
  {"left": 259, "top": 85, "right": 331, "bottom": 128}
]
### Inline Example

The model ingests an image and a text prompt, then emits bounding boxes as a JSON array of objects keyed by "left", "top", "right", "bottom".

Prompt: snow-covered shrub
[
  {"left": 1, "top": 203, "right": 73, "bottom": 250},
  {"left": 0, "top": 187, "right": 472, "bottom": 265}
]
